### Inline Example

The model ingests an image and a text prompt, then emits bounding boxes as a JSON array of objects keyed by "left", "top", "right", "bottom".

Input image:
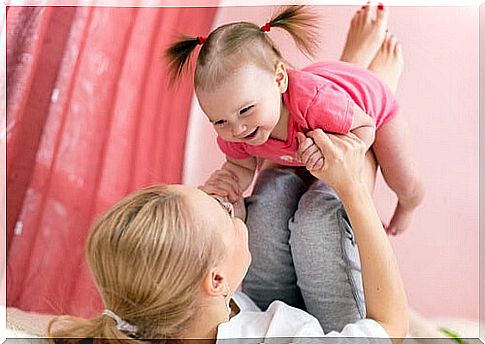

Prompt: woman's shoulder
[
  {"left": 218, "top": 292, "right": 390, "bottom": 341},
  {"left": 218, "top": 296, "right": 324, "bottom": 339}
]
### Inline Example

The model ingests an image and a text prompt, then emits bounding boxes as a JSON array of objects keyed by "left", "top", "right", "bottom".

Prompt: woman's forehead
[{"left": 178, "top": 186, "right": 225, "bottom": 217}]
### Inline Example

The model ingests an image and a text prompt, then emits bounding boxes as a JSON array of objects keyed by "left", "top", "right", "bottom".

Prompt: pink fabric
[
  {"left": 217, "top": 60, "right": 399, "bottom": 166},
  {"left": 6, "top": 6, "right": 218, "bottom": 317}
]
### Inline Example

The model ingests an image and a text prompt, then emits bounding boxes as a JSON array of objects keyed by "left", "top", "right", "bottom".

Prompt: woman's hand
[{"left": 301, "top": 129, "right": 367, "bottom": 195}]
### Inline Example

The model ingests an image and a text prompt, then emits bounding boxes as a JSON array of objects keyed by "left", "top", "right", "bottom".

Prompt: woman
[{"left": 48, "top": 129, "right": 408, "bottom": 341}]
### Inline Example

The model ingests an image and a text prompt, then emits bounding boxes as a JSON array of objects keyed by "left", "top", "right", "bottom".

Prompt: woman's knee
[{"left": 249, "top": 168, "right": 306, "bottom": 206}]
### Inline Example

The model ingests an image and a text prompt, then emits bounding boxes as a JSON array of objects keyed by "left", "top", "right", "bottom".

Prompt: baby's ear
[{"left": 274, "top": 61, "right": 288, "bottom": 93}]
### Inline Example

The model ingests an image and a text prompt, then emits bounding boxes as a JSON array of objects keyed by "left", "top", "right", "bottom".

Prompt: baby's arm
[
  {"left": 223, "top": 156, "right": 258, "bottom": 192},
  {"left": 349, "top": 103, "right": 376, "bottom": 150},
  {"left": 200, "top": 156, "right": 257, "bottom": 203}
]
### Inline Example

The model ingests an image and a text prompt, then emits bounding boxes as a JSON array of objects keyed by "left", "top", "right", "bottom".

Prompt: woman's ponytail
[{"left": 48, "top": 313, "right": 135, "bottom": 343}]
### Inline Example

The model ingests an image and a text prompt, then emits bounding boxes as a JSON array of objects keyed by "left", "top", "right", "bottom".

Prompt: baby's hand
[
  {"left": 199, "top": 167, "right": 243, "bottom": 203},
  {"left": 296, "top": 132, "right": 325, "bottom": 171}
]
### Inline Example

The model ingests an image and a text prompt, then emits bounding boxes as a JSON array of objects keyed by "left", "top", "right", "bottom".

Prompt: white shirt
[{"left": 217, "top": 292, "right": 391, "bottom": 343}]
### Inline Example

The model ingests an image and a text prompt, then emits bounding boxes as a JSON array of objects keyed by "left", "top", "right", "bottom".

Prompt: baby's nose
[{"left": 232, "top": 123, "right": 248, "bottom": 137}]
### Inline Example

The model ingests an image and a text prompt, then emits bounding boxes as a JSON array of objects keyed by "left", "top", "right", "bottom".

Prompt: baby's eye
[
  {"left": 214, "top": 120, "right": 226, "bottom": 126},
  {"left": 239, "top": 105, "right": 254, "bottom": 115}
]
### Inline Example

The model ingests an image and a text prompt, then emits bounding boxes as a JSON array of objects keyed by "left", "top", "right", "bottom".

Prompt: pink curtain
[{"left": 6, "top": 6, "right": 218, "bottom": 317}]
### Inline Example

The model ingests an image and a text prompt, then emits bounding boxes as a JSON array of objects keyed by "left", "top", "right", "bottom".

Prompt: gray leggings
[{"left": 242, "top": 168, "right": 366, "bottom": 333}]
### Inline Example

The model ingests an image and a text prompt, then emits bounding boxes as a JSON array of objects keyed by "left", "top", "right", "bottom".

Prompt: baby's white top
[{"left": 217, "top": 292, "right": 390, "bottom": 343}]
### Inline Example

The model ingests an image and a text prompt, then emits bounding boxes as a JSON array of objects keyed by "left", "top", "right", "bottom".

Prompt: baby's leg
[
  {"left": 368, "top": 31, "right": 424, "bottom": 235},
  {"left": 290, "top": 181, "right": 366, "bottom": 332},
  {"left": 242, "top": 168, "right": 307, "bottom": 310},
  {"left": 340, "top": 3, "right": 389, "bottom": 69},
  {"left": 373, "top": 115, "right": 425, "bottom": 235}
]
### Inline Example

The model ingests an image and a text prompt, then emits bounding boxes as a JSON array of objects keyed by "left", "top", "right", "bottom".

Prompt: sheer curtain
[{"left": 6, "top": 5, "right": 218, "bottom": 316}]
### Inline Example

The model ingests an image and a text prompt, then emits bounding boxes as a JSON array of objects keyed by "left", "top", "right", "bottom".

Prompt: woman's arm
[{"left": 306, "top": 129, "right": 409, "bottom": 340}]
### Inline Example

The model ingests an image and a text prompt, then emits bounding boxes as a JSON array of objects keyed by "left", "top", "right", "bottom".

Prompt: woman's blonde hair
[
  {"left": 48, "top": 185, "right": 226, "bottom": 341},
  {"left": 165, "top": 5, "right": 320, "bottom": 91}
]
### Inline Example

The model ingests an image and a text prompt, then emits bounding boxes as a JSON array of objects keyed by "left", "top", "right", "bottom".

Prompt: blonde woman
[{"left": 48, "top": 129, "right": 408, "bottom": 341}]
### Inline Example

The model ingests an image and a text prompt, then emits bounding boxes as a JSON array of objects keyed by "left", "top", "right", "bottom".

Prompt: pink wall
[{"left": 183, "top": 5, "right": 479, "bottom": 319}]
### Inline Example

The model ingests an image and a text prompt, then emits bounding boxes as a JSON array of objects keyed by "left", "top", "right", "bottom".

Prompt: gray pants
[{"left": 242, "top": 168, "right": 366, "bottom": 333}]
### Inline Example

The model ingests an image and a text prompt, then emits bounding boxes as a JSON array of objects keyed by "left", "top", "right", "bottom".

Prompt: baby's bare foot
[
  {"left": 385, "top": 202, "right": 414, "bottom": 236},
  {"left": 340, "top": 3, "right": 389, "bottom": 69},
  {"left": 368, "top": 30, "right": 403, "bottom": 93}
]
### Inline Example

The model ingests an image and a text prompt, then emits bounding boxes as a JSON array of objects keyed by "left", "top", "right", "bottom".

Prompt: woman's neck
[
  {"left": 180, "top": 298, "right": 239, "bottom": 341},
  {"left": 180, "top": 310, "right": 221, "bottom": 340}
]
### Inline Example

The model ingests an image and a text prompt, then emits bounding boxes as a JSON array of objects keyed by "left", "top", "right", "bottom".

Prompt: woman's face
[{"left": 177, "top": 185, "right": 252, "bottom": 293}]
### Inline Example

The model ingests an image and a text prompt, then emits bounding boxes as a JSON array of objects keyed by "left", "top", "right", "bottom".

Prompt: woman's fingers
[
  {"left": 308, "top": 129, "right": 365, "bottom": 160},
  {"left": 307, "top": 129, "right": 336, "bottom": 160},
  {"left": 301, "top": 145, "right": 324, "bottom": 171},
  {"left": 309, "top": 157, "right": 325, "bottom": 171},
  {"left": 300, "top": 142, "right": 318, "bottom": 163}
]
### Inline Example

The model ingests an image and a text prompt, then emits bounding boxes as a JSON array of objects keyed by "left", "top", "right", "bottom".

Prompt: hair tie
[
  {"left": 260, "top": 22, "right": 271, "bottom": 32},
  {"left": 197, "top": 36, "right": 207, "bottom": 45},
  {"left": 102, "top": 309, "right": 138, "bottom": 334}
]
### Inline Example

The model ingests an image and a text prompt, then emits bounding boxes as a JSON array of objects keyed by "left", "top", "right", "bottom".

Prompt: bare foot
[
  {"left": 340, "top": 3, "right": 389, "bottom": 69},
  {"left": 385, "top": 178, "right": 425, "bottom": 235},
  {"left": 368, "top": 31, "right": 404, "bottom": 93},
  {"left": 385, "top": 201, "right": 414, "bottom": 236}
]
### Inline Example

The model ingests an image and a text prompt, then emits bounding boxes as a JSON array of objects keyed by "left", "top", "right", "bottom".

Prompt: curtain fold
[{"left": 6, "top": 6, "right": 218, "bottom": 317}]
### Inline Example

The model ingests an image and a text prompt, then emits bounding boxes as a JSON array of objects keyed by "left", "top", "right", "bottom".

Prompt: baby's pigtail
[
  {"left": 165, "top": 36, "right": 202, "bottom": 82},
  {"left": 268, "top": 5, "right": 320, "bottom": 58}
]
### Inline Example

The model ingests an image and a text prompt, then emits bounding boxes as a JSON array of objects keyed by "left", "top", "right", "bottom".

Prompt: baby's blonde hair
[
  {"left": 48, "top": 185, "right": 226, "bottom": 341},
  {"left": 165, "top": 5, "right": 320, "bottom": 91}
]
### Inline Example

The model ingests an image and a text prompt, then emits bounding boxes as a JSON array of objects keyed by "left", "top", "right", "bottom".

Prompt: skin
[
  {"left": 172, "top": 129, "right": 408, "bottom": 341},
  {"left": 197, "top": 63, "right": 288, "bottom": 147},
  {"left": 198, "top": 60, "right": 374, "bottom": 202},
  {"left": 174, "top": 185, "right": 251, "bottom": 339},
  {"left": 201, "top": 5, "right": 424, "bottom": 236},
  {"left": 340, "top": 2, "right": 389, "bottom": 69}
]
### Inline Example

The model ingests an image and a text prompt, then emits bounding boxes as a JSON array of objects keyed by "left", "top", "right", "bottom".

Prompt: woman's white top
[{"left": 217, "top": 292, "right": 390, "bottom": 343}]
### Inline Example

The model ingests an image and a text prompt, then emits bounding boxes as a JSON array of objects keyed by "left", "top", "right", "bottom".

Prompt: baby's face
[{"left": 197, "top": 63, "right": 286, "bottom": 145}]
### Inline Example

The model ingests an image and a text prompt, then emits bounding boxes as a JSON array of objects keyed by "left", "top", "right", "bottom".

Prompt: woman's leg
[
  {"left": 241, "top": 168, "right": 307, "bottom": 310},
  {"left": 290, "top": 180, "right": 366, "bottom": 333}
]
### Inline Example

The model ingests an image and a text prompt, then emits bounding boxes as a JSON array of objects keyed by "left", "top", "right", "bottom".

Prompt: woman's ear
[
  {"left": 202, "top": 267, "right": 227, "bottom": 297},
  {"left": 274, "top": 61, "right": 288, "bottom": 93}
]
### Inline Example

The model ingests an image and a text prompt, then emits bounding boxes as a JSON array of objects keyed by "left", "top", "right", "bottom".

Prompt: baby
[{"left": 166, "top": 4, "right": 424, "bottom": 235}]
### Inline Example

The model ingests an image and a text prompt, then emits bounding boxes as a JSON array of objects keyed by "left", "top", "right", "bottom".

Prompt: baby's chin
[{"left": 245, "top": 133, "right": 270, "bottom": 146}]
